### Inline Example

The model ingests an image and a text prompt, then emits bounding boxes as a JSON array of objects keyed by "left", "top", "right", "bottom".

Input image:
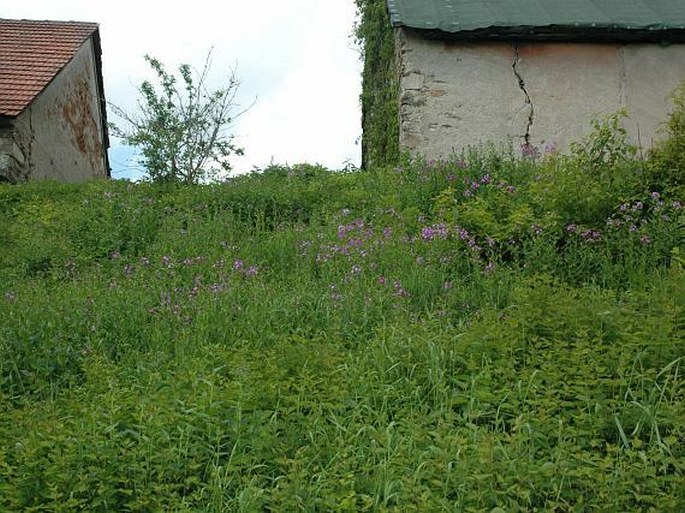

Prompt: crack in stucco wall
[{"left": 512, "top": 43, "right": 534, "bottom": 144}]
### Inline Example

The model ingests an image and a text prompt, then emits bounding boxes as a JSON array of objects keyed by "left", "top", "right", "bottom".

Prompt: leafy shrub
[
  {"left": 647, "top": 82, "right": 685, "bottom": 194},
  {"left": 0, "top": 113, "right": 684, "bottom": 510}
]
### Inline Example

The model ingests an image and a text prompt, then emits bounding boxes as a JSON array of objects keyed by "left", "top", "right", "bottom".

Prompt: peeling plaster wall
[
  {"left": 11, "top": 37, "right": 108, "bottom": 182},
  {"left": 397, "top": 28, "right": 685, "bottom": 158}
]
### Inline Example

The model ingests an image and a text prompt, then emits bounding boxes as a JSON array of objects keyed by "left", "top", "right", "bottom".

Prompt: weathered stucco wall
[
  {"left": 0, "top": 126, "right": 22, "bottom": 182},
  {"left": 397, "top": 28, "right": 685, "bottom": 158},
  {"left": 10, "top": 37, "right": 108, "bottom": 182}
]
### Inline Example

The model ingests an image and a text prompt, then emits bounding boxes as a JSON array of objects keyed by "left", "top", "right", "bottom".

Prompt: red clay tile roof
[{"left": 0, "top": 18, "right": 98, "bottom": 117}]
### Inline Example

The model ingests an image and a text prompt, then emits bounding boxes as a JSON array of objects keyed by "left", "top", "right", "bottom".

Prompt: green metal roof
[{"left": 387, "top": 0, "right": 685, "bottom": 38}]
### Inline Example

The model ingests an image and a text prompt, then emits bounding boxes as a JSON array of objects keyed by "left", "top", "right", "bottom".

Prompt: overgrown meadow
[{"left": 1, "top": 115, "right": 684, "bottom": 511}]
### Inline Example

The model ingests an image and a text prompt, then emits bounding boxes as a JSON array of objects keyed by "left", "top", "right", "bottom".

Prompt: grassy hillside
[{"left": 0, "top": 117, "right": 683, "bottom": 511}]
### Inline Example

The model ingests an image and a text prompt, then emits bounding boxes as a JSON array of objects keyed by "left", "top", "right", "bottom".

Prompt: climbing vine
[{"left": 355, "top": 0, "right": 399, "bottom": 168}]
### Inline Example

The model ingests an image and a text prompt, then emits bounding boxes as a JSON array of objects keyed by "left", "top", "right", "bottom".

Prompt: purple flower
[
  {"left": 580, "top": 229, "right": 601, "bottom": 242},
  {"left": 393, "top": 280, "right": 410, "bottom": 298},
  {"left": 544, "top": 142, "right": 558, "bottom": 154},
  {"left": 632, "top": 201, "right": 644, "bottom": 211},
  {"left": 566, "top": 224, "right": 577, "bottom": 233},
  {"left": 232, "top": 259, "right": 244, "bottom": 271},
  {"left": 244, "top": 265, "right": 259, "bottom": 277},
  {"left": 484, "top": 261, "right": 496, "bottom": 275},
  {"left": 479, "top": 174, "right": 492, "bottom": 185},
  {"left": 110, "top": 250, "right": 121, "bottom": 261},
  {"left": 469, "top": 240, "right": 482, "bottom": 252},
  {"left": 521, "top": 142, "right": 540, "bottom": 159},
  {"left": 506, "top": 185, "right": 517, "bottom": 194},
  {"left": 208, "top": 283, "right": 225, "bottom": 294},
  {"left": 421, "top": 223, "right": 448, "bottom": 241},
  {"left": 329, "top": 284, "right": 342, "bottom": 302},
  {"left": 378, "top": 276, "right": 387, "bottom": 286},
  {"left": 651, "top": 191, "right": 661, "bottom": 200},
  {"left": 640, "top": 235, "right": 652, "bottom": 245}
]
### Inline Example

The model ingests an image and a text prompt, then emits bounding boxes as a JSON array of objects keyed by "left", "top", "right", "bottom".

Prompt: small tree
[{"left": 110, "top": 52, "right": 245, "bottom": 183}]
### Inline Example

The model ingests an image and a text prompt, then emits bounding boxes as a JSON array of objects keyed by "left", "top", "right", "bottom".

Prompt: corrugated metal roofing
[
  {"left": 0, "top": 18, "right": 98, "bottom": 117},
  {"left": 387, "top": 0, "right": 685, "bottom": 36}
]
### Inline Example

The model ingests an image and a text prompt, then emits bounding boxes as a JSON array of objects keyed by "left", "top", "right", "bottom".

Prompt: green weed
[{"left": 1, "top": 107, "right": 684, "bottom": 510}]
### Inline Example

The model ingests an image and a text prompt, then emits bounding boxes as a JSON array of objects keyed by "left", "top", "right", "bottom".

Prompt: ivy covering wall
[{"left": 355, "top": 0, "right": 400, "bottom": 168}]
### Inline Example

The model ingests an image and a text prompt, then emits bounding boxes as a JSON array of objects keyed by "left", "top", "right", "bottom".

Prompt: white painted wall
[{"left": 397, "top": 28, "right": 685, "bottom": 158}]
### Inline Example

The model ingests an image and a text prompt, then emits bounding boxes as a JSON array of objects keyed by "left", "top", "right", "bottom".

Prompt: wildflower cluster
[
  {"left": 313, "top": 217, "right": 389, "bottom": 264},
  {"left": 232, "top": 258, "right": 260, "bottom": 277},
  {"left": 521, "top": 141, "right": 558, "bottom": 160},
  {"left": 420, "top": 223, "right": 448, "bottom": 241},
  {"left": 602, "top": 192, "right": 682, "bottom": 244},
  {"left": 566, "top": 224, "right": 602, "bottom": 243},
  {"left": 463, "top": 173, "right": 492, "bottom": 197}
]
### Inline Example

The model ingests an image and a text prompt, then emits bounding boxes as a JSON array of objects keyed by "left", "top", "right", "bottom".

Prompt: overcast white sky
[{"left": 1, "top": 1, "right": 363, "bottom": 179}]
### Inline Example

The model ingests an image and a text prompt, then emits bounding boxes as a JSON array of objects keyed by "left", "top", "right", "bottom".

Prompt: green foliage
[
  {"left": 647, "top": 82, "right": 685, "bottom": 194},
  {"left": 355, "top": 0, "right": 400, "bottom": 168},
  {"left": 0, "top": 116, "right": 684, "bottom": 510},
  {"left": 569, "top": 110, "right": 637, "bottom": 171},
  {"left": 110, "top": 52, "right": 244, "bottom": 184}
]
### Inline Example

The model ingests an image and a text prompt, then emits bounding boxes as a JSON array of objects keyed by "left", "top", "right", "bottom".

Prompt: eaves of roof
[{"left": 387, "top": 0, "right": 685, "bottom": 42}]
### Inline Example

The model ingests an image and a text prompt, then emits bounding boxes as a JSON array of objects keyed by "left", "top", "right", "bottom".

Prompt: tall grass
[{"left": 0, "top": 116, "right": 683, "bottom": 510}]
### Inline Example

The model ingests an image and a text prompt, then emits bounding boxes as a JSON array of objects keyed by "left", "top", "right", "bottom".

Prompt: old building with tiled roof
[
  {"left": 0, "top": 18, "right": 109, "bottom": 182},
  {"left": 360, "top": 0, "right": 685, "bottom": 167}
]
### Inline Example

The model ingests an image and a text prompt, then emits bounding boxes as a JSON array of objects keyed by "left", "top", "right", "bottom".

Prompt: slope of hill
[{"left": 1, "top": 114, "right": 683, "bottom": 510}]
